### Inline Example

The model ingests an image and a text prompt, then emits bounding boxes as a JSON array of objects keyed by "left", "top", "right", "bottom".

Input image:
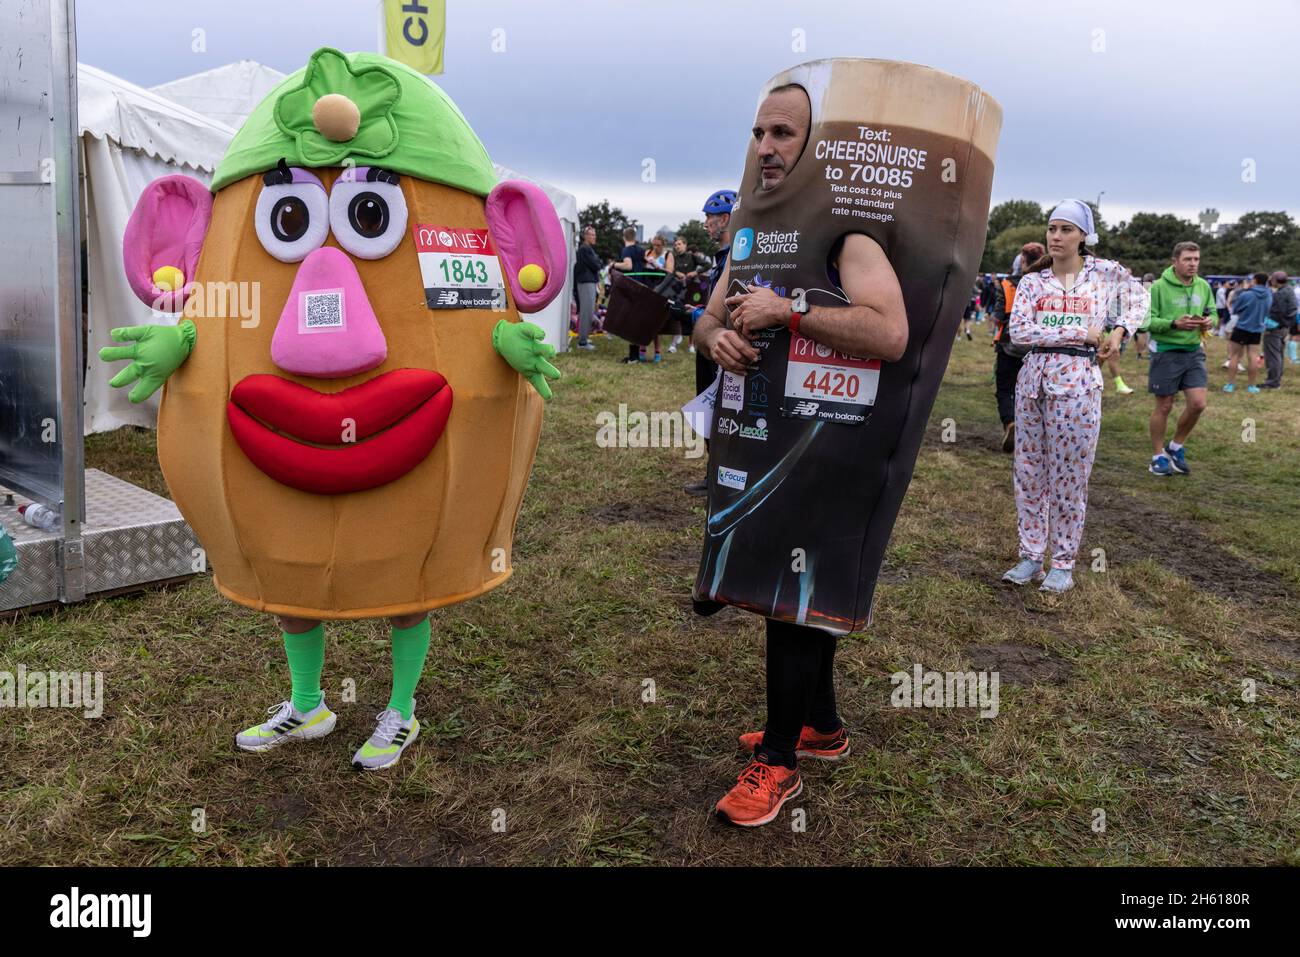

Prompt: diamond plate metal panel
[{"left": 0, "top": 469, "right": 199, "bottom": 610}]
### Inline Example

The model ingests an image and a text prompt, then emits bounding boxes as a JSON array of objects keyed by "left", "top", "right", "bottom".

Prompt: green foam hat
[{"left": 212, "top": 47, "right": 497, "bottom": 196}]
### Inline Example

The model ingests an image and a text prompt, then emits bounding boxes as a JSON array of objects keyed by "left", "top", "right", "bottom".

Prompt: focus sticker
[
  {"left": 782, "top": 333, "right": 879, "bottom": 424},
  {"left": 414, "top": 224, "right": 506, "bottom": 310}
]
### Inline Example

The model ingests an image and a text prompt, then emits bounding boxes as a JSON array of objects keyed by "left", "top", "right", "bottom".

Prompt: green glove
[
  {"left": 98, "top": 320, "right": 196, "bottom": 403},
  {"left": 492, "top": 319, "right": 561, "bottom": 400}
]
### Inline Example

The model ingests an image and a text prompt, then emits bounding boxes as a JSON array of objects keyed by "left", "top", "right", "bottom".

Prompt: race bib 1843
[
  {"left": 782, "top": 333, "right": 879, "bottom": 424},
  {"left": 414, "top": 224, "right": 506, "bottom": 310}
]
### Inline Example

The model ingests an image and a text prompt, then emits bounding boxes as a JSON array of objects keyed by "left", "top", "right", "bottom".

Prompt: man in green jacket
[{"left": 1143, "top": 241, "right": 1216, "bottom": 476}]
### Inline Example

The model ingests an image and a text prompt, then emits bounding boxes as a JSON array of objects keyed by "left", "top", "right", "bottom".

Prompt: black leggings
[
  {"left": 760, "top": 618, "right": 840, "bottom": 760},
  {"left": 995, "top": 346, "right": 1024, "bottom": 427}
]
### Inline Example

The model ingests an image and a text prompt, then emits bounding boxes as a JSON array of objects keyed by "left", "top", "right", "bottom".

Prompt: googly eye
[
  {"left": 329, "top": 171, "right": 407, "bottom": 260},
  {"left": 255, "top": 179, "right": 329, "bottom": 263}
]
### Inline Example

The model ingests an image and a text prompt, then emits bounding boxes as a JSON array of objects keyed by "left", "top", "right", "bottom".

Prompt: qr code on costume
[{"left": 304, "top": 292, "right": 343, "bottom": 328}]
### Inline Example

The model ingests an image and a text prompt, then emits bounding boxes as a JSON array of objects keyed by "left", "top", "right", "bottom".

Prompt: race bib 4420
[{"left": 781, "top": 332, "right": 879, "bottom": 424}]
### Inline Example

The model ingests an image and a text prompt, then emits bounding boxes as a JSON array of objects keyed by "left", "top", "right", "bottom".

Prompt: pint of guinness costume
[
  {"left": 696, "top": 59, "right": 1001, "bottom": 825},
  {"left": 694, "top": 59, "right": 1002, "bottom": 634}
]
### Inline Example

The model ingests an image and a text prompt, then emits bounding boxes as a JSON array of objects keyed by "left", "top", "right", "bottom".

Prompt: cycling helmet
[{"left": 702, "top": 189, "right": 737, "bottom": 215}]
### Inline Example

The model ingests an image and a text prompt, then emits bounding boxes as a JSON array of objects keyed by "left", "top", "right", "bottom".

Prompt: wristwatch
[{"left": 789, "top": 297, "right": 810, "bottom": 335}]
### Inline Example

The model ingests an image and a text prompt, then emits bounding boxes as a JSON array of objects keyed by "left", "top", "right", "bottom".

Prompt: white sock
[{"left": 1168, "top": 441, "right": 1183, "bottom": 452}]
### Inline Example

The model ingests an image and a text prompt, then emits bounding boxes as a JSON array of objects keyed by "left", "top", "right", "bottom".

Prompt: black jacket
[
  {"left": 574, "top": 244, "right": 602, "bottom": 284},
  {"left": 1268, "top": 283, "right": 1297, "bottom": 326}
]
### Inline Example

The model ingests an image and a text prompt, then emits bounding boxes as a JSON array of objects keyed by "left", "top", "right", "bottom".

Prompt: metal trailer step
[{"left": 0, "top": 469, "right": 199, "bottom": 611}]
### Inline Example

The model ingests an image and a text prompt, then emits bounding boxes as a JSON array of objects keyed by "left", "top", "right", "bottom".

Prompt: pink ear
[
  {"left": 122, "top": 175, "right": 213, "bottom": 312},
  {"left": 485, "top": 180, "right": 565, "bottom": 313}
]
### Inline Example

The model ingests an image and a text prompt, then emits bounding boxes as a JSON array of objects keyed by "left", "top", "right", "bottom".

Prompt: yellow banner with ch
[{"left": 384, "top": 0, "right": 445, "bottom": 75}]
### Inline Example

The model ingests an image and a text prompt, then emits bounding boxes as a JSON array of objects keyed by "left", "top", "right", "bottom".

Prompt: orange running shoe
[
  {"left": 714, "top": 757, "right": 803, "bottom": 827},
  {"left": 738, "top": 726, "right": 851, "bottom": 762}
]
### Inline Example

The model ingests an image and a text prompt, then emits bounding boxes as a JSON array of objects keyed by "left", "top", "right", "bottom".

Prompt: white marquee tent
[
  {"left": 78, "top": 62, "right": 236, "bottom": 434},
  {"left": 150, "top": 60, "right": 288, "bottom": 131}
]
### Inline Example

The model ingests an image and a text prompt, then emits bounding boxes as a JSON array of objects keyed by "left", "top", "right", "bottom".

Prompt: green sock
[
  {"left": 283, "top": 624, "right": 325, "bottom": 714},
  {"left": 388, "top": 618, "right": 431, "bottom": 720}
]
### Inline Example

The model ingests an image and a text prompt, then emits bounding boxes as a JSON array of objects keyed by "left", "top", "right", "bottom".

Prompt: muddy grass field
[{"left": 3, "top": 329, "right": 1297, "bottom": 865}]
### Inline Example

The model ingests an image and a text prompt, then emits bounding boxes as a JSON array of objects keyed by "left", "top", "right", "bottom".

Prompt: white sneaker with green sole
[
  {"left": 236, "top": 698, "right": 336, "bottom": 752},
  {"left": 352, "top": 707, "right": 420, "bottom": 771}
]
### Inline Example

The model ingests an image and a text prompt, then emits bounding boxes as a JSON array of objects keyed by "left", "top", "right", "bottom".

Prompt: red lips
[{"left": 227, "top": 368, "right": 452, "bottom": 494}]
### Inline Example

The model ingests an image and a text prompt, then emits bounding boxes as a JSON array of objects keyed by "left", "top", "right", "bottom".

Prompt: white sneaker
[
  {"left": 236, "top": 698, "right": 336, "bottom": 752},
  {"left": 1040, "top": 568, "right": 1074, "bottom": 593},
  {"left": 351, "top": 707, "right": 420, "bottom": 771},
  {"left": 1002, "top": 559, "right": 1046, "bottom": 585}
]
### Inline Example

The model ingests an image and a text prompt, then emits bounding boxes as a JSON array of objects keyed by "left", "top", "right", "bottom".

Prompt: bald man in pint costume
[{"left": 692, "top": 60, "right": 1000, "bottom": 827}]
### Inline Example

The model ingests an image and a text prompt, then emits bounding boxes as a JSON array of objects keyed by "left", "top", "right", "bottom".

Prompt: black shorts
[
  {"left": 1230, "top": 328, "right": 1262, "bottom": 346},
  {"left": 1148, "top": 348, "right": 1208, "bottom": 395}
]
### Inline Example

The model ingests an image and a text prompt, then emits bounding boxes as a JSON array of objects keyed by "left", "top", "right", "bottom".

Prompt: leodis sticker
[
  {"left": 782, "top": 332, "right": 880, "bottom": 424},
  {"left": 414, "top": 224, "right": 506, "bottom": 310}
]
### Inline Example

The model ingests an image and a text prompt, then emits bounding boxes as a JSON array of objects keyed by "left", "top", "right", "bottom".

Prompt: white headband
[{"left": 1049, "top": 199, "right": 1099, "bottom": 246}]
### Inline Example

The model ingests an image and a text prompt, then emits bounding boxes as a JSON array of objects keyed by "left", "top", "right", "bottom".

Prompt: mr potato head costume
[{"left": 101, "top": 48, "right": 567, "bottom": 770}]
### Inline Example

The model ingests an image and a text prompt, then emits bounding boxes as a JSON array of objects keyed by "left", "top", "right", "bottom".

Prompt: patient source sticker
[
  {"left": 414, "top": 224, "right": 506, "bottom": 310},
  {"left": 782, "top": 333, "right": 879, "bottom": 424}
]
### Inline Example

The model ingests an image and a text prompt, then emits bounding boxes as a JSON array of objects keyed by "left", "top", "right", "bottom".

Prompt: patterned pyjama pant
[{"left": 1013, "top": 386, "right": 1102, "bottom": 570}]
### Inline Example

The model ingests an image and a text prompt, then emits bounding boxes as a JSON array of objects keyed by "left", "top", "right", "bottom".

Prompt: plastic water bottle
[{"left": 18, "top": 503, "right": 60, "bottom": 531}]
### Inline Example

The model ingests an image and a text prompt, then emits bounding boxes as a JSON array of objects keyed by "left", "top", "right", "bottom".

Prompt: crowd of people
[{"left": 573, "top": 219, "right": 728, "bottom": 362}]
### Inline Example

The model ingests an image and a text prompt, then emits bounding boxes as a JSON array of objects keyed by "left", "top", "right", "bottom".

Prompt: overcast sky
[{"left": 76, "top": 0, "right": 1299, "bottom": 233}]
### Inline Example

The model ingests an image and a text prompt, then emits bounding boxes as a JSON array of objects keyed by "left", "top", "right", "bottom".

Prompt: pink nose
[{"left": 271, "top": 245, "right": 387, "bottom": 378}]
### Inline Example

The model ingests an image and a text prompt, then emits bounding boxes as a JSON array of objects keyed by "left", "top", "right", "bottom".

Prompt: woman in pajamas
[{"left": 1002, "top": 200, "right": 1148, "bottom": 594}]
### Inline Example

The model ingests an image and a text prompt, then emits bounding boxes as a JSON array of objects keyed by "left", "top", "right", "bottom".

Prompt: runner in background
[
  {"left": 682, "top": 189, "right": 736, "bottom": 497},
  {"left": 1001, "top": 200, "right": 1148, "bottom": 594},
  {"left": 1101, "top": 307, "right": 1135, "bottom": 395},
  {"left": 1135, "top": 273, "right": 1156, "bottom": 358},
  {"left": 961, "top": 280, "right": 979, "bottom": 340},
  {"left": 1261, "top": 270, "right": 1296, "bottom": 388},
  {"left": 613, "top": 226, "right": 649, "bottom": 364},
  {"left": 1289, "top": 278, "right": 1300, "bottom": 365},
  {"left": 992, "top": 242, "right": 1043, "bottom": 453},
  {"left": 1223, "top": 272, "right": 1271, "bottom": 393},
  {"left": 1143, "top": 242, "right": 1215, "bottom": 475},
  {"left": 1215, "top": 278, "right": 1230, "bottom": 337}
]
